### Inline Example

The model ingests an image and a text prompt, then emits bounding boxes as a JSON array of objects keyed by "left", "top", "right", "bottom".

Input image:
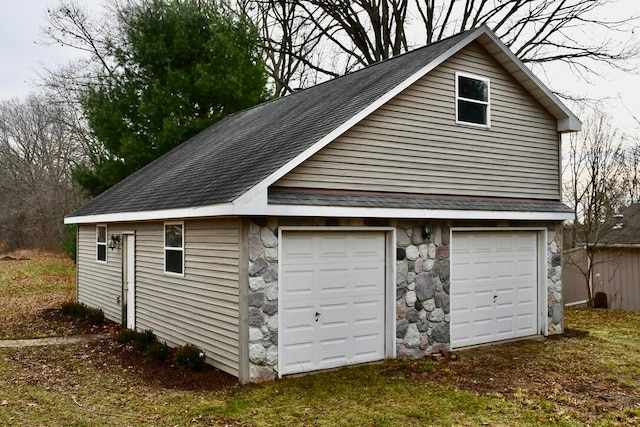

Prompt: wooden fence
[{"left": 563, "top": 247, "right": 640, "bottom": 312}]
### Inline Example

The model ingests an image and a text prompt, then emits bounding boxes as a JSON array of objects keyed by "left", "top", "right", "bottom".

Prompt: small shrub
[
  {"left": 134, "top": 329, "right": 158, "bottom": 352},
  {"left": 146, "top": 341, "right": 171, "bottom": 362},
  {"left": 61, "top": 301, "right": 81, "bottom": 317},
  {"left": 85, "top": 306, "right": 105, "bottom": 324},
  {"left": 60, "top": 301, "right": 105, "bottom": 324},
  {"left": 115, "top": 328, "right": 138, "bottom": 344},
  {"left": 174, "top": 344, "right": 206, "bottom": 371}
]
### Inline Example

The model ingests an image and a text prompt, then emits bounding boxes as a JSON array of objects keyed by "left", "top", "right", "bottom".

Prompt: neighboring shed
[
  {"left": 564, "top": 204, "right": 640, "bottom": 311},
  {"left": 65, "top": 25, "right": 580, "bottom": 383}
]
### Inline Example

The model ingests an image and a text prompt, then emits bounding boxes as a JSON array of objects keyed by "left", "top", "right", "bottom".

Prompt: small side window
[
  {"left": 96, "top": 225, "right": 107, "bottom": 262},
  {"left": 164, "top": 222, "right": 184, "bottom": 275},
  {"left": 456, "top": 73, "right": 490, "bottom": 127}
]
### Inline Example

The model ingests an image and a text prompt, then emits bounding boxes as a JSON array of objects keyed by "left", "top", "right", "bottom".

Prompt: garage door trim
[
  {"left": 277, "top": 226, "right": 396, "bottom": 377},
  {"left": 450, "top": 227, "right": 549, "bottom": 349}
]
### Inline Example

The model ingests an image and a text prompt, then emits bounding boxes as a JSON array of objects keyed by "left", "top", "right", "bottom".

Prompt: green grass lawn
[{"left": 1, "top": 254, "right": 639, "bottom": 426}]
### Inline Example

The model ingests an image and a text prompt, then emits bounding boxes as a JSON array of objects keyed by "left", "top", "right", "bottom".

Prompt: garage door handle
[
  {"left": 493, "top": 295, "right": 497, "bottom": 302},
  {"left": 315, "top": 312, "right": 321, "bottom": 322}
]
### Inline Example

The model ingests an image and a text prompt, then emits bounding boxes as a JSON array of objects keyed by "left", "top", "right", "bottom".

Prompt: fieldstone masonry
[
  {"left": 547, "top": 223, "right": 564, "bottom": 334},
  {"left": 247, "top": 217, "right": 564, "bottom": 381},
  {"left": 395, "top": 221, "right": 451, "bottom": 359}
]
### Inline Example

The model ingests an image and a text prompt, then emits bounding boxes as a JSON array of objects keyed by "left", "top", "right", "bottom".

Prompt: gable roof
[
  {"left": 590, "top": 204, "right": 640, "bottom": 246},
  {"left": 66, "top": 25, "right": 580, "bottom": 223}
]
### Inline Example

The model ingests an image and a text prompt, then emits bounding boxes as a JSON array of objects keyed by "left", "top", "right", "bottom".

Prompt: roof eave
[
  {"left": 64, "top": 198, "right": 573, "bottom": 224},
  {"left": 476, "top": 28, "right": 582, "bottom": 133}
]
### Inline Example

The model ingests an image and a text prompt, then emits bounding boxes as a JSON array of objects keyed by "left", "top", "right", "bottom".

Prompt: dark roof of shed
[
  {"left": 592, "top": 204, "right": 640, "bottom": 246},
  {"left": 67, "top": 29, "right": 473, "bottom": 218}
]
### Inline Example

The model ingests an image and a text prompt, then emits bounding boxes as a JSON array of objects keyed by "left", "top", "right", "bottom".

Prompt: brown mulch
[
  {"left": 38, "top": 308, "right": 120, "bottom": 336},
  {"left": 3, "top": 308, "right": 236, "bottom": 392}
]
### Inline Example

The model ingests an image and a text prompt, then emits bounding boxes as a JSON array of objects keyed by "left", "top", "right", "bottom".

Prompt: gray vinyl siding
[
  {"left": 134, "top": 218, "right": 241, "bottom": 377},
  {"left": 276, "top": 41, "right": 561, "bottom": 200},
  {"left": 77, "top": 224, "right": 124, "bottom": 323}
]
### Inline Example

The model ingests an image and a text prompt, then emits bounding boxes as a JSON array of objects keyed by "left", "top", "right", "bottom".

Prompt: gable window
[
  {"left": 456, "top": 73, "right": 490, "bottom": 127},
  {"left": 96, "top": 225, "right": 107, "bottom": 262},
  {"left": 164, "top": 222, "right": 184, "bottom": 275}
]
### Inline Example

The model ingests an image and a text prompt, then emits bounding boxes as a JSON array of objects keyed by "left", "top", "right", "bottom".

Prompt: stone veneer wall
[
  {"left": 247, "top": 218, "right": 563, "bottom": 382},
  {"left": 395, "top": 222, "right": 451, "bottom": 359}
]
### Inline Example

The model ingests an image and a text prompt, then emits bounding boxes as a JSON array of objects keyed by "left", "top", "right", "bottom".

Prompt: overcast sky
[{"left": 1, "top": 0, "right": 639, "bottom": 135}]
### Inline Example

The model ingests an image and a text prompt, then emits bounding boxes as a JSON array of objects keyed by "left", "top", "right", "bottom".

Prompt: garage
[
  {"left": 450, "top": 230, "right": 539, "bottom": 348},
  {"left": 279, "top": 230, "right": 388, "bottom": 375}
]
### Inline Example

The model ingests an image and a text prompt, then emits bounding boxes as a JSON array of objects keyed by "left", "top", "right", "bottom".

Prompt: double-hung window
[
  {"left": 456, "top": 72, "right": 490, "bottom": 127},
  {"left": 96, "top": 225, "right": 107, "bottom": 262},
  {"left": 164, "top": 222, "right": 184, "bottom": 275}
]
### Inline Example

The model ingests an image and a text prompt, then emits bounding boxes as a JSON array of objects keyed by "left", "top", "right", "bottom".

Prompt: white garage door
[
  {"left": 451, "top": 231, "right": 538, "bottom": 348},
  {"left": 280, "top": 231, "right": 386, "bottom": 375}
]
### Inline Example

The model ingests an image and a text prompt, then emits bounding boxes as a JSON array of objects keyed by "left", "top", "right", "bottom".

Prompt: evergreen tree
[{"left": 75, "top": 0, "right": 268, "bottom": 196}]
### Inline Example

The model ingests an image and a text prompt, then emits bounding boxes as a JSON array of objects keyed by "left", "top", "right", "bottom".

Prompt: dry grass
[{"left": 0, "top": 252, "right": 76, "bottom": 339}]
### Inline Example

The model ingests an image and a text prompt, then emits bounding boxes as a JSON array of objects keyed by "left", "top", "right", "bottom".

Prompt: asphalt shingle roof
[
  {"left": 269, "top": 189, "right": 573, "bottom": 213},
  {"left": 67, "top": 29, "right": 474, "bottom": 218},
  {"left": 592, "top": 204, "right": 640, "bottom": 245}
]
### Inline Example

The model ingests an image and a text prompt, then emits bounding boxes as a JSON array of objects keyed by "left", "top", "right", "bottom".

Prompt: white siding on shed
[
  {"left": 134, "top": 218, "right": 241, "bottom": 377},
  {"left": 275, "top": 42, "right": 560, "bottom": 200},
  {"left": 77, "top": 218, "right": 242, "bottom": 377},
  {"left": 77, "top": 224, "right": 124, "bottom": 323}
]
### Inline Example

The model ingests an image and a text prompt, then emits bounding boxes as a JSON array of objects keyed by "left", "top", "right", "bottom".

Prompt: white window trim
[
  {"left": 96, "top": 224, "right": 107, "bottom": 263},
  {"left": 455, "top": 71, "right": 491, "bottom": 128},
  {"left": 164, "top": 221, "right": 185, "bottom": 277}
]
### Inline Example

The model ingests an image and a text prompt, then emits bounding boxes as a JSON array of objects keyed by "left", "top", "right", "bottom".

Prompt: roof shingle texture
[
  {"left": 269, "top": 190, "right": 573, "bottom": 213},
  {"left": 593, "top": 204, "right": 640, "bottom": 245},
  {"left": 67, "top": 30, "right": 472, "bottom": 218}
]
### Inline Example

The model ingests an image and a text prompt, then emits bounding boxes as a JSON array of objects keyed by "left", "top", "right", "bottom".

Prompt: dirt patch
[{"left": 557, "top": 327, "right": 589, "bottom": 339}]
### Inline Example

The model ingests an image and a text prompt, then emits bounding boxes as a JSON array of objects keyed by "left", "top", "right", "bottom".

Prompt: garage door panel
[
  {"left": 280, "top": 267, "right": 315, "bottom": 295},
  {"left": 282, "top": 236, "right": 314, "bottom": 260},
  {"left": 451, "top": 231, "right": 539, "bottom": 348},
  {"left": 353, "top": 334, "right": 383, "bottom": 358},
  {"left": 281, "top": 231, "right": 386, "bottom": 375},
  {"left": 353, "top": 265, "right": 385, "bottom": 289},
  {"left": 318, "top": 268, "right": 350, "bottom": 293},
  {"left": 319, "top": 337, "right": 348, "bottom": 362},
  {"left": 474, "top": 319, "right": 492, "bottom": 339},
  {"left": 281, "top": 342, "right": 314, "bottom": 372},
  {"left": 281, "top": 305, "right": 315, "bottom": 332},
  {"left": 352, "top": 299, "right": 383, "bottom": 325},
  {"left": 318, "top": 302, "right": 348, "bottom": 327}
]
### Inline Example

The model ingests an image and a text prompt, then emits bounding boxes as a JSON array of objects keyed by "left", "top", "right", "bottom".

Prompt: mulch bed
[
  {"left": 37, "top": 308, "right": 120, "bottom": 336},
  {"left": 38, "top": 308, "right": 237, "bottom": 391}
]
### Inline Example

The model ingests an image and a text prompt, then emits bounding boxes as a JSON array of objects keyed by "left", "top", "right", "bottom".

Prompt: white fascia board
[
  {"left": 242, "top": 203, "right": 574, "bottom": 221},
  {"left": 479, "top": 30, "right": 581, "bottom": 132},
  {"left": 65, "top": 199, "right": 573, "bottom": 224},
  {"left": 64, "top": 203, "right": 234, "bottom": 224},
  {"left": 233, "top": 28, "right": 486, "bottom": 210}
]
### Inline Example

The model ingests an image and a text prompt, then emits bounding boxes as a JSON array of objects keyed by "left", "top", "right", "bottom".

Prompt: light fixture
[{"left": 108, "top": 234, "right": 121, "bottom": 250}]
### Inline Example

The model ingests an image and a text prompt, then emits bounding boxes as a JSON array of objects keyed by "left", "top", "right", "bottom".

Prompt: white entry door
[
  {"left": 124, "top": 234, "right": 136, "bottom": 329},
  {"left": 450, "top": 231, "right": 538, "bottom": 348},
  {"left": 280, "top": 231, "right": 387, "bottom": 375}
]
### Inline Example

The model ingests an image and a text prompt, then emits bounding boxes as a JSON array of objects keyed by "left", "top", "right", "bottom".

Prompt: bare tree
[
  {"left": 237, "top": 0, "right": 331, "bottom": 96},
  {"left": 0, "top": 95, "right": 86, "bottom": 252},
  {"left": 238, "top": 0, "right": 639, "bottom": 95},
  {"left": 563, "top": 107, "right": 626, "bottom": 307},
  {"left": 619, "top": 143, "right": 640, "bottom": 204}
]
